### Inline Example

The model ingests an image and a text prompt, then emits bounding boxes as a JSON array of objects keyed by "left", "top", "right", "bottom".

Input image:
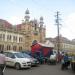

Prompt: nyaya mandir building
[{"left": 0, "top": 9, "right": 46, "bottom": 51}]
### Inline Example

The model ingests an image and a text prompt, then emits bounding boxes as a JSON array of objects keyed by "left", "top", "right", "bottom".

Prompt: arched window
[
  {"left": 7, "top": 45, "right": 11, "bottom": 50},
  {"left": 13, "top": 46, "right": 17, "bottom": 51},
  {"left": 19, "top": 46, "right": 22, "bottom": 51}
]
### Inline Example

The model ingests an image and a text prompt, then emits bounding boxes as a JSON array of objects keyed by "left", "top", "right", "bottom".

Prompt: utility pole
[{"left": 55, "top": 11, "right": 61, "bottom": 55}]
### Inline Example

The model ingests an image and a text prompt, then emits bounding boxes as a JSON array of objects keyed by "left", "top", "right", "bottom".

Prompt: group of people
[
  {"left": 0, "top": 51, "right": 6, "bottom": 75},
  {"left": 49, "top": 51, "right": 71, "bottom": 70}
]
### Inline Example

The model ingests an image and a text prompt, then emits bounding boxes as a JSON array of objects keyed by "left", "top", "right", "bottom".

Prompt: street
[{"left": 4, "top": 64, "right": 75, "bottom": 75}]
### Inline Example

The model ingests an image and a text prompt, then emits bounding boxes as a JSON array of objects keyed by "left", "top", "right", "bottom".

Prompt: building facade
[
  {"left": 0, "top": 9, "right": 46, "bottom": 51},
  {"left": 46, "top": 35, "right": 75, "bottom": 52},
  {"left": 0, "top": 26, "right": 25, "bottom": 51}
]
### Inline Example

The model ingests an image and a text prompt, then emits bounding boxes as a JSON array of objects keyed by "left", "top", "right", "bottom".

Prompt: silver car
[{"left": 4, "top": 51, "right": 31, "bottom": 70}]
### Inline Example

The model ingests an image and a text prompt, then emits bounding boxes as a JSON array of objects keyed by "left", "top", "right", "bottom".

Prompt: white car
[{"left": 4, "top": 51, "right": 31, "bottom": 70}]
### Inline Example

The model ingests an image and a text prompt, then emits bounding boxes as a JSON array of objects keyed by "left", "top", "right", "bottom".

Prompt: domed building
[{"left": 0, "top": 9, "right": 46, "bottom": 51}]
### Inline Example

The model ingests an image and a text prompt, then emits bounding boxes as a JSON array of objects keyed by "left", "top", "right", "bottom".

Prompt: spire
[
  {"left": 40, "top": 16, "right": 44, "bottom": 28},
  {"left": 25, "top": 8, "right": 30, "bottom": 14},
  {"left": 24, "top": 8, "right": 30, "bottom": 23},
  {"left": 34, "top": 19, "right": 37, "bottom": 25},
  {"left": 33, "top": 19, "right": 38, "bottom": 31}
]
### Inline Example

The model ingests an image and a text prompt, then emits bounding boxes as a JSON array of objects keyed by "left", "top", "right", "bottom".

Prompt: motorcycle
[{"left": 61, "top": 60, "right": 70, "bottom": 70}]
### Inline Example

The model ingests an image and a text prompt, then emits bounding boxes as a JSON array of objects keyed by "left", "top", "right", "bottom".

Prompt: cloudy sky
[{"left": 0, "top": 0, "right": 75, "bottom": 40}]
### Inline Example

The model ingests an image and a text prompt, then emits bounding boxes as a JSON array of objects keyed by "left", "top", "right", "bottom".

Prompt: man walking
[
  {"left": 61, "top": 53, "right": 70, "bottom": 70},
  {"left": 0, "top": 50, "right": 6, "bottom": 75}
]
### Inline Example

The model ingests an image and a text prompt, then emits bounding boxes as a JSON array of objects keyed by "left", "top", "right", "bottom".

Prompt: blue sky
[{"left": 0, "top": 0, "right": 75, "bottom": 40}]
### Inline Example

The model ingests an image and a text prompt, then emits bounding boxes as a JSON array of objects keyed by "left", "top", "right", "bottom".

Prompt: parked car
[
  {"left": 21, "top": 50, "right": 31, "bottom": 56},
  {"left": 20, "top": 51, "right": 39, "bottom": 66},
  {"left": 4, "top": 50, "right": 31, "bottom": 70}
]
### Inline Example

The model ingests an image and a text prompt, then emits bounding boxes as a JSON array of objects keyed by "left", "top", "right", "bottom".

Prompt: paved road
[{"left": 4, "top": 64, "right": 75, "bottom": 75}]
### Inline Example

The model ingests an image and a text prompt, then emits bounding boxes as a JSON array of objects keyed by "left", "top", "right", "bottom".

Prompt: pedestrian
[
  {"left": 0, "top": 50, "right": 6, "bottom": 75},
  {"left": 61, "top": 53, "right": 70, "bottom": 70}
]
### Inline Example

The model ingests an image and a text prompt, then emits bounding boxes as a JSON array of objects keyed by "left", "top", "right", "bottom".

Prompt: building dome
[
  {"left": 40, "top": 16, "right": 43, "bottom": 20},
  {"left": 40, "top": 16, "right": 44, "bottom": 27},
  {"left": 24, "top": 8, "right": 30, "bottom": 22},
  {"left": 25, "top": 8, "right": 30, "bottom": 14}
]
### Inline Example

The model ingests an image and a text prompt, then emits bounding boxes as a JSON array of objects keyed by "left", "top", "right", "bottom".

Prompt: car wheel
[{"left": 15, "top": 63, "right": 21, "bottom": 70}]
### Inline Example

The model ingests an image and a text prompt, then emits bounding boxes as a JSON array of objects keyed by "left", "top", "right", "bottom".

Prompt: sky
[{"left": 0, "top": 0, "right": 75, "bottom": 40}]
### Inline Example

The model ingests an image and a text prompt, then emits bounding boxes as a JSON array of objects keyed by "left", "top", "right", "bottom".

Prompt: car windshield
[
  {"left": 14, "top": 53, "right": 25, "bottom": 58},
  {"left": 22, "top": 53, "right": 31, "bottom": 58}
]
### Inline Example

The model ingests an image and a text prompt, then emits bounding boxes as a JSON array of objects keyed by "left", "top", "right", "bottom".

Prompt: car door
[
  {"left": 6, "top": 52, "right": 16, "bottom": 66},
  {"left": 4, "top": 52, "right": 9, "bottom": 65}
]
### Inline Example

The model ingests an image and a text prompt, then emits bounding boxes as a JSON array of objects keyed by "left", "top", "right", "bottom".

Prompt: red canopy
[
  {"left": 31, "top": 42, "right": 54, "bottom": 57},
  {"left": 31, "top": 43, "right": 41, "bottom": 53}
]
